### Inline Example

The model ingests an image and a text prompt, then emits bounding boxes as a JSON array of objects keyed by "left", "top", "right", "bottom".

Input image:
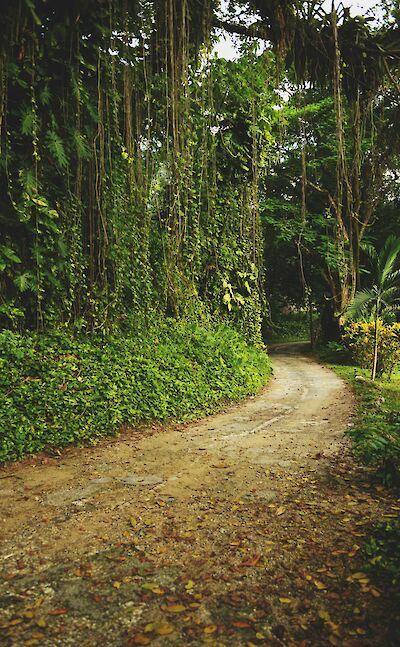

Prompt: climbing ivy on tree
[{"left": 0, "top": 1, "right": 275, "bottom": 343}]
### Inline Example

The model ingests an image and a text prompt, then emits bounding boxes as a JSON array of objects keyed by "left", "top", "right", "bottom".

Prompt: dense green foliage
[
  {"left": 0, "top": 2, "right": 272, "bottom": 342},
  {"left": 344, "top": 321, "right": 400, "bottom": 379},
  {"left": 365, "top": 518, "right": 400, "bottom": 590},
  {"left": 1, "top": 2, "right": 399, "bottom": 341},
  {"left": 322, "top": 347, "right": 400, "bottom": 483},
  {"left": 0, "top": 323, "right": 271, "bottom": 462},
  {"left": 263, "top": 89, "right": 400, "bottom": 340},
  {"left": 264, "top": 310, "right": 314, "bottom": 343},
  {"left": 0, "top": 2, "right": 276, "bottom": 462},
  {"left": 1, "top": 1, "right": 400, "bottom": 460},
  {"left": 345, "top": 234, "right": 400, "bottom": 379},
  {"left": 347, "top": 372, "right": 400, "bottom": 482}
]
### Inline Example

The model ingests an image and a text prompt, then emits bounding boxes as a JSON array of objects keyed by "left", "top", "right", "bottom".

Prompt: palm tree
[{"left": 347, "top": 235, "right": 400, "bottom": 381}]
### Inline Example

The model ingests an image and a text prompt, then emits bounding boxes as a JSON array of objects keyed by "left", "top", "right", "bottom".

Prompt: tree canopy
[{"left": 0, "top": 0, "right": 399, "bottom": 341}]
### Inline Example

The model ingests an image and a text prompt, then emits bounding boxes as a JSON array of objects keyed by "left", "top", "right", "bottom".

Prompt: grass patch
[
  {"left": 335, "top": 366, "right": 399, "bottom": 484},
  {"left": 0, "top": 321, "right": 272, "bottom": 463},
  {"left": 320, "top": 344, "right": 400, "bottom": 595},
  {"left": 319, "top": 344, "right": 400, "bottom": 484}
]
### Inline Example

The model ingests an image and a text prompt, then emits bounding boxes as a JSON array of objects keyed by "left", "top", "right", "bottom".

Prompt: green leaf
[
  {"left": 45, "top": 129, "right": 68, "bottom": 169},
  {"left": 1, "top": 247, "right": 21, "bottom": 264},
  {"left": 14, "top": 272, "right": 35, "bottom": 292}
]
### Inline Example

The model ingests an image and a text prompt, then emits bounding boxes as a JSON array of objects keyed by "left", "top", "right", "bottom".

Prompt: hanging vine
[{"left": 0, "top": 0, "right": 270, "bottom": 344}]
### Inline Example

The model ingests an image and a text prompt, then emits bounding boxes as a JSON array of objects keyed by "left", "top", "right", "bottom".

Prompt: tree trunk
[
  {"left": 308, "top": 293, "right": 315, "bottom": 349},
  {"left": 371, "top": 303, "right": 379, "bottom": 381},
  {"left": 320, "top": 297, "right": 341, "bottom": 343}
]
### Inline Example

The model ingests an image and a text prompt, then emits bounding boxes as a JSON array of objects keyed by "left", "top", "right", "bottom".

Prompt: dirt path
[{"left": 0, "top": 343, "right": 399, "bottom": 647}]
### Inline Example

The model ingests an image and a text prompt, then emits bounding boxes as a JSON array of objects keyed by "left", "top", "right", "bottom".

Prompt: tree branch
[{"left": 212, "top": 19, "right": 271, "bottom": 41}]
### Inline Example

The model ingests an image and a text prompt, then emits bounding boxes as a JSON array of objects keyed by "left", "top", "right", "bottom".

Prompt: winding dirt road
[{"left": 0, "top": 344, "right": 399, "bottom": 646}]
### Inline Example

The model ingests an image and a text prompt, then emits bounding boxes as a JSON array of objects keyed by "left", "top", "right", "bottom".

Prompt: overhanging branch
[{"left": 212, "top": 18, "right": 271, "bottom": 41}]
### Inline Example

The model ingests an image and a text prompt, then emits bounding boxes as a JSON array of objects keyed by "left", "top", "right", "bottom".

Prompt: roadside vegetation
[
  {"left": 0, "top": 322, "right": 271, "bottom": 463},
  {"left": 321, "top": 345, "right": 400, "bottom": 484},
  {"left": 272, "top": 248, "right": 400, "bottom": 596},
  {"left": 319, "top": 331, "right": 400, "bottom": 598}
]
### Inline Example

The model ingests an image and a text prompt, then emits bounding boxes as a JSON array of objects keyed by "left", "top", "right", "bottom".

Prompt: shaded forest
[
  {"left": 1, "top": 0, "right": 399, "bottom": 339},
  {"left": 0, "top": 0, "right": 267, "bottom": 340},
  {"left": 1, "top": 3, "right": 400, "bottom": 647},
  {"left": 0, "top": 0, "right": 399, "bottom": 458}
]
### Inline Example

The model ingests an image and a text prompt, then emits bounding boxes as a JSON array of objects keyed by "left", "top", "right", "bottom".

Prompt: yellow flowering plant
[{"left": 344, "top": 321, "right": 400, "bottom": 379}]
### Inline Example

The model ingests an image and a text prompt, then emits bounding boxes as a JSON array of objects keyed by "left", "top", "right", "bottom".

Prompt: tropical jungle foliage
[
  {"left": 1, "top": 0, "right": 400, "bottom": 461},
  {"left": 0, "top": 1, "right": 274, "bottom": 459},
  {"left": 346, "top": 235, "right": 400, "bottom": 379},
  {"left": 0, "top": 323, "right": 271, "bottom": 462},
  {"left": 0, "top": 0, "right": 270, "bottom": 339}
]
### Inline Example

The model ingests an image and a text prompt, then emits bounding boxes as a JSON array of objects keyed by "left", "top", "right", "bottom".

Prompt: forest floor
[{"left": 0, "top": 342, "right": 399, "bottom": 647}]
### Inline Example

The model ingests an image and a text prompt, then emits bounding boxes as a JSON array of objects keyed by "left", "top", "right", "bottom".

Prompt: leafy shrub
[
  {"left": 0, "top": 322, "right": 271, "bottom": 462},
  {"left": 365, "top": 519, "right": 400, "bottom": 588},
  {"left": 343, "top": 370, "right": 400, "bottom": 484},
  {"left": 344, "top": 321, "right": 400, "bottom": 378},
  {"left": 320, "top": 341, "right": 351, "bottom": 364}
]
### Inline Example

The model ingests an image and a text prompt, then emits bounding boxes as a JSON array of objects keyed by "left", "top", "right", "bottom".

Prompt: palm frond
[
  {"left": 347, "top": 288, "right": 375, "bottom": 317},
  {"left": 386, "top": 268, "right": 400, "bottom": 287},
  {"left": 360, "top": 239, "right": 377, "bottom": 265},
  {"left": 378, "top": 235, "right": 400, "bottom": 286},
  {"left": 381, "top": 286, "right": 399, "bottom": 306}
]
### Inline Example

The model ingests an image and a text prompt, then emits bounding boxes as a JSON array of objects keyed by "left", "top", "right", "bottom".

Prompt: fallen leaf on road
[
  {"left": 240, "top": 555, "right": 261, "bottom": 567},
  {"left": 370, "top": 588, "right": 381, "bottom": 598},
  {"left": 155, "top": 623, "right": 174, "bottom": 636},
  {"left": 232, "top": 621, "right": 251, "bottom": 628},
  {"left": 142, "top": 583, "right": 164, "bottom": 595},
  {"left": 161, "top": 604, "right": 187, "bottom": 613},
  {"left": 203, "top": 625, "right": 218, "bottom": 634},
  {"left": 129, "top": 633, "right": 152, "bottom": 645},
  {"left": 36, "top": 618, "right": 47, "bottom": 628},
  {"left": 318, "top": 610, "right": 331, "bottom": 622}
]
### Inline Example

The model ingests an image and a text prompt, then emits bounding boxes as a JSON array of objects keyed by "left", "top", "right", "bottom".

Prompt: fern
[
  {"left": 40, "top": 85, "right": 51, "bottom": 106},
  {"left": 21, "top": 107, "right": 34, "bottom": 136},
  {"left": 73, "top": 130, "right": 91, "bottom": 160},
  {"left": 14, "top": 272, "right": 35, "bottom": 292},
  {"left": 20, "top": 167, "right": 37, "bottom": 195},
  {"left": 45, "top": 130, "right": 68, "bottom": 169}
]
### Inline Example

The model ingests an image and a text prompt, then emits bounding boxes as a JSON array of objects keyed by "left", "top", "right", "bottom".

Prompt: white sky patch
[{"left": 215, "top": 32, "right": 238, "bottom": 60}]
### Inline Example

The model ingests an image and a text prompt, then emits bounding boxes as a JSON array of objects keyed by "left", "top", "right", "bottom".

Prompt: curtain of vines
[{"left": 0, "top": 0, "right": 267, "bottom": 342}]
